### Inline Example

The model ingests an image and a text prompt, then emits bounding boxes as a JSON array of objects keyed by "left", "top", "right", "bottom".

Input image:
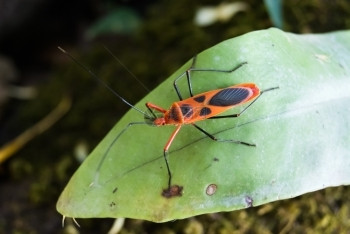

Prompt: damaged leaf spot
[
  {"left": 245, "top": 196, "right": 253, "bottom": 207},
  {"left": 112, "top": 187, "right": 118, "bottom": 194},
  {"left": 206, "top": 184, "right": 217, "bottom": 196},
  {"left": 162, "top": 185, "right": 183, "bottom": 198}
]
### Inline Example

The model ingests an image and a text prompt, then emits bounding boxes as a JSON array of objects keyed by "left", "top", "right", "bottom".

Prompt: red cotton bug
[{"left": 58, "top": 47, "right": 278, "bottom": 197}]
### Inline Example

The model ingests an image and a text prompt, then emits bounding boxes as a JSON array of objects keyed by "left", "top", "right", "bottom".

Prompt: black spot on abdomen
[{"left": 199, "top": 107, "right": 212, "bottom": 116}]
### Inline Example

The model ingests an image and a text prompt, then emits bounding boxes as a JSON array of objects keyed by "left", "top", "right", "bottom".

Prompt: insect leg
[
  {"left": 209, "top": 86, "right": 279, "bottom": 119},
  {"left": 261, "top": 86, "right": 279, "bottom": 94},
  {"left": 172, "top": 55, "right": 198, "bottom": 101},
  {"left": 94, "top": 122, "right": 148, "bottom": 185},
  {"left": 186, "top": 61, "right": 247, "bottom": 97},
  {"left": 163, "top": 125, "right": 182, "bottom": 189},
  {"left": 173, "top": 55, "right": 248, "bottom": 100},
  {"left": 146, "top": 102, "right": 167, "bottom": 113},
  {"left": 191, "top": 123, "right": 256, "bottom": 147},
  {"left": 145, "top": 102, "right": 167, "bottom": 120}
]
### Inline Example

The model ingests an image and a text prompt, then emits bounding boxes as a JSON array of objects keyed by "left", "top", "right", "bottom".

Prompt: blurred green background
[{"left": 0, "top": 0, "right": 349, "bottom": 233}]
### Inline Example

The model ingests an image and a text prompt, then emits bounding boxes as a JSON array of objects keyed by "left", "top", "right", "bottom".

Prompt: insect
[{"left": 58, "top": 47, "right": 278, "bottom": 196}]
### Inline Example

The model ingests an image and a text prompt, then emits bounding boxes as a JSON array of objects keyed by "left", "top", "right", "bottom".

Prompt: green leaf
[{"left": 57, "top": 28, "right": 350, "bottom": 222}]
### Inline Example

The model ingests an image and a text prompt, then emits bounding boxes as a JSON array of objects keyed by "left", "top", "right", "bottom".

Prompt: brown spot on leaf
[
  {"left": 206, "top": 184, "right": 217, "bottom": 196},
  {"left": 162, "top": 185, "right": 183, "bottom": 198}
]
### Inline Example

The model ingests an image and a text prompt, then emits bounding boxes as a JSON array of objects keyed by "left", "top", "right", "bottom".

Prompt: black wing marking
[
  {"left": 180, "top": 104, "right": 194, "bottom": 119},
  {"left": 199, "top": 107, "right": 212, "bottom": 116},
  {"left": 193, "top": 95, "right": 206, "bottom": 103},
  {"left": 208, "top": 88, "right": 250, "bottom": 106}
]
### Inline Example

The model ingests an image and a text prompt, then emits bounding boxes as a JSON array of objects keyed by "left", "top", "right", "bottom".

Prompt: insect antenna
[
  {"left": 102, "top": 45, "right": 150, "bottom": 93},
  {"left": 57, "top": 46, "right": 152, "bottom": 119}
]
